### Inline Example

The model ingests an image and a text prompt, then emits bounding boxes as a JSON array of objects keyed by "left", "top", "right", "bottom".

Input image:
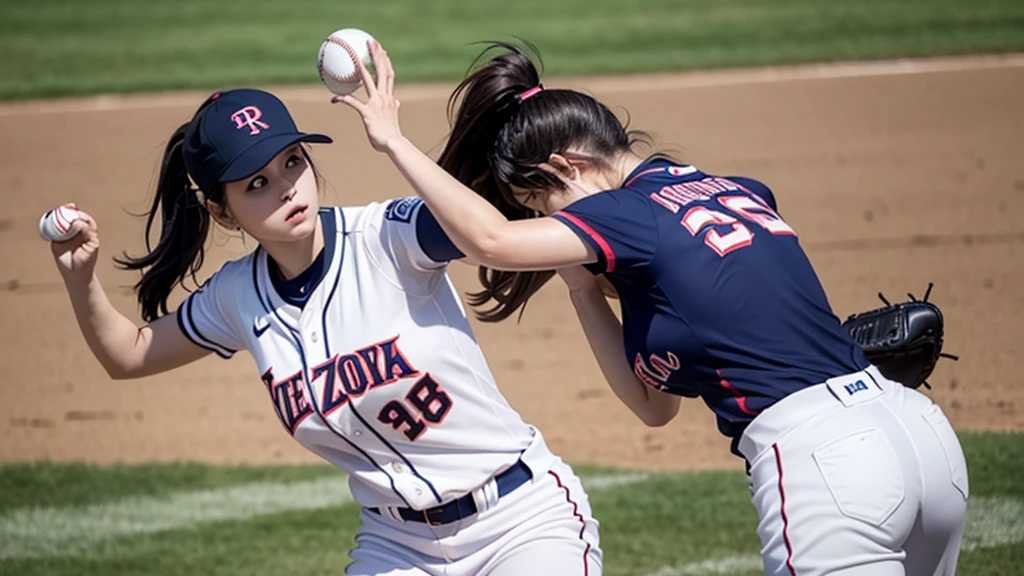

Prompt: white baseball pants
[
  {"left": 740, "top": 365, "right": 968, "bottom": 576},
  {"left": 345, "top": 459, "right": 601, "bottom": 576}
]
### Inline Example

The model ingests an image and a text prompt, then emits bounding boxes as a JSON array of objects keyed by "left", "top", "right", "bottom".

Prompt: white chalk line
[
  {"left": 0, "top": 471, "right": 649, "bottom": 559},
  {"left": 0, "top": 475, "right": 354, "bottom": 559},
  {"left": 643, "top": 496, "right": 1024, "bottom": 576},
  {"left": 2, "top": 470, "right": 1018, "bottom": 568},
  {"left": 0, "top": 53, "right": 1022, "bottom": 117},
  {"left": 646, "top": 555, "right": 764, "bottom": 576},
  {"left": 961, "top": 495, "right": 1024, "bottom": 552},
  {"left": 582, "top": 472, "right": 651, "bottom": 490}
]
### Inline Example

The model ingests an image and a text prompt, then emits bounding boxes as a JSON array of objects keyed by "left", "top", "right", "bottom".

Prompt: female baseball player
[
  {"left": 47, "top": 87, "right": 602, "bottom": 575},
  {"left": 337, "top": 41, "right": 969, "bottom": 575}
]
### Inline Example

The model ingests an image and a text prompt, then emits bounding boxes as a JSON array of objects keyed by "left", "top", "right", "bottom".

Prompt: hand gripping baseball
[
  {"left": 47, "top": 205, "right": 100, "bottom": 284},
  {"left": 332, "top": 40, "right": 402, "bottom": 153}
]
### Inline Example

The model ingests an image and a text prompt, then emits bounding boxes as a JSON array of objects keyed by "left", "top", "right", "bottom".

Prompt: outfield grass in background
[
  {"left": 0, "top": 432, "right": 1021, "bottom": 576},
  {"left": 1, "top": 0, "right": 1024, "bottom": 99}
]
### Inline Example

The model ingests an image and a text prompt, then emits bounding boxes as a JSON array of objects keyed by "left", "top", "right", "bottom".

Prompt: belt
[{"left": 369, "top": 459, "right": 532, "bottom": 525}]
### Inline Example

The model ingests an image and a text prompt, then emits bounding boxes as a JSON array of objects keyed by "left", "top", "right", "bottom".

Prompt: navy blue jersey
[{"left": 552, "top": 158, "right": 868, "bottom": 441}]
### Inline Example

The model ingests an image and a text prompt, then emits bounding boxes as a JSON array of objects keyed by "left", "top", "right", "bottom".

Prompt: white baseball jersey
[{"left": 177, "top": 199, "right": 554, "bottom": 510}]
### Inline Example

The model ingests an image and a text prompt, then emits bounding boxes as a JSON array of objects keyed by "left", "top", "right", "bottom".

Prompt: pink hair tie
[{"left": 516, "top": 85, "right": 543, "bottom": 103}]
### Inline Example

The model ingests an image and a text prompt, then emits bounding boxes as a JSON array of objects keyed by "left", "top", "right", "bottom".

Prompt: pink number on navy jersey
[
  {"left": 718, "top": 195, "right": 795, "bottom": 236},
  {"left": 682, "top": 195, "right": 795, "bottom": 256},
  {"left": 682, "top": 206, "right": 754, "bottom": 256}
]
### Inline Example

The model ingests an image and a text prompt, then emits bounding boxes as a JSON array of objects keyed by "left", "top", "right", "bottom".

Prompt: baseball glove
[{"left": 842, "top": 283, "right": 958, "bottom": 389}]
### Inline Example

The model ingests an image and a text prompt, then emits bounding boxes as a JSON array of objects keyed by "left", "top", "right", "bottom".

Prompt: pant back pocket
[
  {"left": 921, "top": 404, "right": 970, "bottom": 500},
  {"left": 813, "top": 428, "right": 905, "bottom": 526}
]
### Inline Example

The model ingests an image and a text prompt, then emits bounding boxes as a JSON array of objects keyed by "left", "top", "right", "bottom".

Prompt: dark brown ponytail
[
  {"left": 438, "top": 41, "right": 638, "bottom": 322},
  {"left": 115, "top": 96, "right": 224, "bottom": 322}
]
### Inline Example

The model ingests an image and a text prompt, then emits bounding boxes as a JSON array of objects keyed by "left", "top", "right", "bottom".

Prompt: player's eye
[
  {"left": 285, "top": 153, "right": 304, "bottom": 169},
  {"left": 511, "top": 188, "right": 534, "bottom": 204},
  {"left": 515, "top": 191, "right": 537, "bottom": 205},
  {"left": 247, "top": 176, "right": 268, "bottom": 191}
]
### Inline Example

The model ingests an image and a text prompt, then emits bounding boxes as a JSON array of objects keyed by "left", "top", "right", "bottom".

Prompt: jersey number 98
[{"left": 378, "top": 374, "right": 453, "bottom": 441}]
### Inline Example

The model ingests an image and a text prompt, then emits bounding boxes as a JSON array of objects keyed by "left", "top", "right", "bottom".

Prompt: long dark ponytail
[
  {"left": 115, "top": 95, "right": 223, "bottom": 322},
  {"left": 438, "top": 41, "right": 642, "bottom": 322}
]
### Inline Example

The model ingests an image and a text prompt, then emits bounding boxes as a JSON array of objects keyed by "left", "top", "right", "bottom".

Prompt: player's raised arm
[
  {"left": 47, "top": 210, "right": 210, "bottom": 379},
  {"left": 43, "top": 103, "right": 265, "bottom": 379},
  {"left": 333, "top": 41, "right": 597, "bottom": 272},
  {"left": 381, "top": 138, "right": 595, "bottom": 271}
]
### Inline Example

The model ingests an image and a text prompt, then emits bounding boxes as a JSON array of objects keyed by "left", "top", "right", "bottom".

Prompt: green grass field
[
  {"left": 2, "top": 0, "right": 1024, "bottom": 99},
  {"left": 1, "top": 432, "right": 1021, "bottom": 576}
]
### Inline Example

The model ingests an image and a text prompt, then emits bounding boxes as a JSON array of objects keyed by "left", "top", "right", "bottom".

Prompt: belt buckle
[{"left": 422, "top": 507, "right": 444, "bottom": 526}]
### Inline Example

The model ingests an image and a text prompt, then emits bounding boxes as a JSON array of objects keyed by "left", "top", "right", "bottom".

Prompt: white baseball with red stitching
[
  {"left": 39, "top": 204, "right": 82, "bottom": 242},
  {"left": 318, "top": 28, "right": 375, "bottom": 95}
]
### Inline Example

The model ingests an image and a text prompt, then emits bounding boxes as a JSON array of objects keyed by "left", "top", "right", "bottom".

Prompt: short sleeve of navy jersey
[
  {"left": 551, "top": 189, "right": 658, "bottom": 275},
  {"left": 383, "top": 197, "right": 464, "bottom": 263}
]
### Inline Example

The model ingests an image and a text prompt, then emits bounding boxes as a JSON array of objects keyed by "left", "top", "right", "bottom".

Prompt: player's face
[
  {"left": 509, "top": 186, "right": 551, "bottom": 214},
  {"left": 220, "top": 145, "right": 320, "bottom": 243}
]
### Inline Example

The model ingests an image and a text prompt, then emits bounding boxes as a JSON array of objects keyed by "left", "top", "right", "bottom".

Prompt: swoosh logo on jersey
[{"left": 253, "top": 316, "right": 271, "bottom": 338}]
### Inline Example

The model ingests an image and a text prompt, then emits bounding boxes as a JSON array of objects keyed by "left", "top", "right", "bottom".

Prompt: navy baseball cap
[{"left": 183, "top": 89, "right": 332, "bottom": 193}]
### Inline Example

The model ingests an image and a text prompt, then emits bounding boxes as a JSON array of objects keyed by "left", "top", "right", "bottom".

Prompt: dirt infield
[{"left": 1, "top": 56, "right": 1022, "bottom": 471}]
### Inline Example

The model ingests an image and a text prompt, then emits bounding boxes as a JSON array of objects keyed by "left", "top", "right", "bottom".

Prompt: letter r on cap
[{"left": 231, "top": 106, "right": 270, "bottom": 135}]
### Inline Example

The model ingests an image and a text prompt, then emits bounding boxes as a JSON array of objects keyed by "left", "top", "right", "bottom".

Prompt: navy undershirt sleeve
[{"left": 415, "top": 204, "right": 465, "bottom": 263}]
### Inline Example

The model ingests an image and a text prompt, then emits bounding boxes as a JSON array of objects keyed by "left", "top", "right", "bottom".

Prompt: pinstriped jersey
[{"left": 177, "top": 201, "right": 551, "bottom": 509}]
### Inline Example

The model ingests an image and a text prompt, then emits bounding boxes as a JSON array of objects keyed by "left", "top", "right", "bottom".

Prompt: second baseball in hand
[
  {"left": 39, "top": 204, "right": 82, "bottom": 242},
  {"left": 318, "top": 28, "right": 375, "bottom": 95}
]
